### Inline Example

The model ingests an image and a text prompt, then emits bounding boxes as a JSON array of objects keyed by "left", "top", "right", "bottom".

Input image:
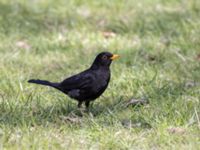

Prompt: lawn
[{"left": 0, "top": 0, "right": 199, "bottom": 149}]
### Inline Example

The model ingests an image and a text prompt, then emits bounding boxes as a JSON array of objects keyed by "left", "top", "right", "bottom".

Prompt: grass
[{"left": 0, "top": 0, "right": 200, "bottom": 149}]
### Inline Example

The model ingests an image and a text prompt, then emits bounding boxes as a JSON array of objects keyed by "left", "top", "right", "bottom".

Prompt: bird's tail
[{"left": 28, "top": 79, "right": 60, "bottom": 90}]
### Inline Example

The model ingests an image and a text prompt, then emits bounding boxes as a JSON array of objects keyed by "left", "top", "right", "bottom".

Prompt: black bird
[{"left": 28, "top": 52, "right": 119, "bottom": 108}]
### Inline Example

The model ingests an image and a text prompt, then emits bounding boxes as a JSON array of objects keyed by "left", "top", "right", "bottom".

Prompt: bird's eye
[{"left": 102, "top": 55, "right": 108, "bottom": 60}]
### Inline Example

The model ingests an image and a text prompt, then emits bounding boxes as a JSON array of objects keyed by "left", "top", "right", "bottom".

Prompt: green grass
[{"left": 0, "top": 0, "right": 200, "bottom": 149}]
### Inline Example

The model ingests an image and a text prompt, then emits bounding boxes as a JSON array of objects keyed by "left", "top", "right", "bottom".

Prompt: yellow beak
[{"left": 110, "top": 54, "right": 120, "bottom": 60}]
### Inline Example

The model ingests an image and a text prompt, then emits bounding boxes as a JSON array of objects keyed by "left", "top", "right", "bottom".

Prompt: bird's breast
[
  {"left": 91, "top": 70, "right": 110, "bottom": 93},
  {"left": 70, "top": 69, "right": 110, "bottom": 101}
]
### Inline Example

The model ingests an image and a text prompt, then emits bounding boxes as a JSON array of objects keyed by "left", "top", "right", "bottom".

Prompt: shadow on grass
[
  {"left": 1, "top": 76, "right": 197, "bottom": 128},
  {"left": 0, "top": 92, "right": 126, "bottom": 127}
]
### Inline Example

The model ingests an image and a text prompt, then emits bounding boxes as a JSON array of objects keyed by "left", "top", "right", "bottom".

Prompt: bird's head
[{"left": 91, "top": 52, "right": 120, "bottom": 69}]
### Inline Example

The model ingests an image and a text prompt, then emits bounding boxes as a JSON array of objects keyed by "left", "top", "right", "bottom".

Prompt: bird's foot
[{"left": 75, "top": 107, "right": 84, "bottom": 117}]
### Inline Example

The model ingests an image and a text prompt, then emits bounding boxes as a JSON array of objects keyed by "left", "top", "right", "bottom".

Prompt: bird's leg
[
  {"left": 85, "top": 101, "right": 93, "bottom": 117},
  {"left": 85, "top": 101, "right": 90, "bottom": 108},
  {"left": 77, "top": 101, "right": 85, "bottom": 116},
  {"left": 85, "top": 101, "right": 90, "bottom": 112},
  {"left": 77, "top": 101, "right": 83, "bottom": 108}
]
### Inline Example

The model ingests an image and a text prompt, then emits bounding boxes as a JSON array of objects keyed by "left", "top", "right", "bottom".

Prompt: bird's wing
[{"left": 59, "top": 70, "right": 94, "bottom": 90}]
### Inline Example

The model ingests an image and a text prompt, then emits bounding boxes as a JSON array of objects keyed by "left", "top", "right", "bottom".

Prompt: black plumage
[{"left": 28, "top": 52, "right": 119, "bottom": 108}]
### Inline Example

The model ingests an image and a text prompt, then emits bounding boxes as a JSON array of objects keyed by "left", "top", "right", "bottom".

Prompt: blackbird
[{"left": 28, "top": 52, "right": 119, "bottom": 108}]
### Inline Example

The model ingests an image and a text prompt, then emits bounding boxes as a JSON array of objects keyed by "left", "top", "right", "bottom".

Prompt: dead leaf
[
  {"left": 16, "top": 40, "right": 31, "bottom": 50},
  {"left": 185, "top": 81, "right": 200, "bottom": 88},
  {"left": 126, "top": 98, "right": 149, "bottom": 107},
  {"left": 167, "top": 127, "right": 186, "bottom": 134},
  {"left": 196, "top": 53, "right": 200, "bottom": 61},
  {"left": 60, "top": 112, "right": 82, "bottom": 124},
  {"left": 102, "top": 31, "right": 116, "bottom": 39}
]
